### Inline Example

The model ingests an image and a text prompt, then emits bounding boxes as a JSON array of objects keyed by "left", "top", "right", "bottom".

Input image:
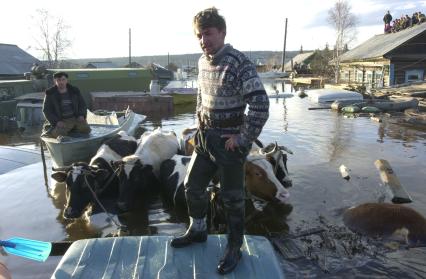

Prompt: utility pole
[
  {"left": 129, "top": 28, "right": 132, "bottom": 66},
  {"left": 281, "top": 18, "right": 288, "bottom": 72}
]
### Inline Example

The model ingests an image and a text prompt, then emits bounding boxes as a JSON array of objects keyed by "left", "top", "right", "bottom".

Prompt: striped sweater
[{"left": 197, "top": 44, "right": 269, "bottom": 144}]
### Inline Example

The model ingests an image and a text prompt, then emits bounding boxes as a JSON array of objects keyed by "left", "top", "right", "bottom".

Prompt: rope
[{"left": 83, "top": 175, "right": 123, "bottom": 229}]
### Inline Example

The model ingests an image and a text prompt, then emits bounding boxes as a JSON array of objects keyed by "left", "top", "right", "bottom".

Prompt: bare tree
[
  {"left": 327, "top": 0, "right": 357, "bottom": 83},
  {"left": 33, "top": 9, "right": 72, "bottom": 68}
]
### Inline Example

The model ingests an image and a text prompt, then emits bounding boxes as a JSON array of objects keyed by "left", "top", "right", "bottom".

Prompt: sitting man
[{"left": 42, "top": 72, "right": 91, "bottom": 138}]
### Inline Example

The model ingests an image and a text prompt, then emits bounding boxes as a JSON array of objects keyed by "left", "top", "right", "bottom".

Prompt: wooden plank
[{"left": 374, "top": 159, "right": 412, "bottom": 204}]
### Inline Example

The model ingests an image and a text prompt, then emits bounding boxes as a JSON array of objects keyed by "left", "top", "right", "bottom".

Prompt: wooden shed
[{"left": 338, "top": 23, "right": 426, "bottom": 87}]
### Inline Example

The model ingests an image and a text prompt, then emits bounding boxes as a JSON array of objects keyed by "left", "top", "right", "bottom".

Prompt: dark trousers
[{"left": 184, "top": 129, "right": 249, "bottom": 247}]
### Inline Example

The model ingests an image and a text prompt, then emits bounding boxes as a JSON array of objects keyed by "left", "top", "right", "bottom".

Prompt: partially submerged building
[
  {"left": 338, "top": 23, "right": 426, "bottom": 87},
  {"left": 284, "top": 51, "right": 315, "bottom": 74}
]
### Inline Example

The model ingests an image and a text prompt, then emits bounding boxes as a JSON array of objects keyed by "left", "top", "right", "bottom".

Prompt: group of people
[
  {"left": 383, "top": 10, "right": 426, "bottom": 33},
  {"left": 39, "top": 7, "right": 268, "bottom": 275}
]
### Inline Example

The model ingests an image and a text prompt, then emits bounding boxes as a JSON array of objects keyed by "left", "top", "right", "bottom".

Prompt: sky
[{"left": 2, "top": 0, "right": 425, "bottom": 60}]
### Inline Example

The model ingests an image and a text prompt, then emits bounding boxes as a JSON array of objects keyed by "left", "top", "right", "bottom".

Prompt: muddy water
[{"left": 0, "top": 81, "right": 425, "bottom": 278}]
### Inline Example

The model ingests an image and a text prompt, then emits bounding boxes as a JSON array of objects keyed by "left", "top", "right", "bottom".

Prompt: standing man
[
  {"left": 170, "top": 7, "right": 269, "bottom": 275},
  {"left": 42, "top": 72, "right": 91, "bottom": 139},
  {"left": 383, "top": 11, "right": 393, "bottom": 33}
]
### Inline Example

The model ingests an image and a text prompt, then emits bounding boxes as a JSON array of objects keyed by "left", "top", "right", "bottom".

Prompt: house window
[
  {"left": 405, "top": 69, "right": 424, "bottom": 82},
  {"left": 375, "top": 72, "right": 383, "bottom": 87},
  {"left": 366, "top": 71, "right": 372, "bottom": 83},
  {"left": 76, "top": 73, "right": 89, "bottom": 79},
  {"left": 356, "top": 71, "right": 363, "bottom": 82}
]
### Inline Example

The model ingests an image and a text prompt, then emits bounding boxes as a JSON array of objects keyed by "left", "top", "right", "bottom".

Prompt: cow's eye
[{"left": 255, "top": 172, "right": 261, "bottom": 176}]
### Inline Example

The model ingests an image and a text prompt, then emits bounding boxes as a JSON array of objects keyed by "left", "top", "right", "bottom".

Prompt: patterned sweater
[{"left": 197, "top": 44, "right": 269, "bottom": 144}]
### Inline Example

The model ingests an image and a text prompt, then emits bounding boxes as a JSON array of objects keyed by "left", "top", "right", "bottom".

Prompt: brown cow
[{"left": 343, "top": 203, "right": 426, "bottom": 246}]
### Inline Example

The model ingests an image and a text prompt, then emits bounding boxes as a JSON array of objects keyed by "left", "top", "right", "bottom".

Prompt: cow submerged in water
[
  {"left": 160, "top": 142, "right": 292, "bottom": 213},
  {"left": 113, "top": 128, "right": 180, "bottom": 212},
  {"left": 52, "top": 131, "right": 138, "bottom": 219},
  {"left": 343, "top": 203, "right": 426, "bottom": 246}
]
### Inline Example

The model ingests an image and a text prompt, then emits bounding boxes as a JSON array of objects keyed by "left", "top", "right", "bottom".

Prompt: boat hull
[{"left": 41, "top": 110, "right": 135, "bottom": 168}]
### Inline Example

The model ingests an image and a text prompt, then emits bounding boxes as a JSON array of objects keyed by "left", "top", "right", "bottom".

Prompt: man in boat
[
  {"left": 170, "top": 7, "right": 269, "bottom": 275},
  {"left": 42, "top": 72, "right": 90, "bottom": 138}
]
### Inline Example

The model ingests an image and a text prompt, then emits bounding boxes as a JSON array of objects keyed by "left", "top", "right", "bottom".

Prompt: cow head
[
  {"left": 52, "top": 160, "right": 116, "bottom": 219},
  {"left": 246, "top": 145, "right": 290, "bottom": 204},
  {"left": 114, "top": 155, "right": 158, "bottom": 213},
  {"left": 179, "top": 127, "right": 197, "bottom": 155},
  {"left": 258, "top": 142, "right": 293, "bottom": 188}
]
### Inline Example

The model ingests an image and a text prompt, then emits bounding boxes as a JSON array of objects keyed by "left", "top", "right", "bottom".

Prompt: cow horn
[
  {"left": 52, "top": 166, "right": 72, "bottom": 172},
  {"left": 259, "top": 142, "right": 278, "bottom": 155}
]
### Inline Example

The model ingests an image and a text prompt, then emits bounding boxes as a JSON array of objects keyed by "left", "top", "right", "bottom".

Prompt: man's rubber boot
[
  {"left": 217, "top": 245, "right": 242, "bottom": 275},
  {"left": 170, "top": 229, "right": 208, "bottom": 248}
]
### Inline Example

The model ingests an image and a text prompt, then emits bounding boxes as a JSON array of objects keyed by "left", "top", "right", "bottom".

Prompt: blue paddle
[{"left": 0, "top": 237, "right": 51, "bottom": 262}]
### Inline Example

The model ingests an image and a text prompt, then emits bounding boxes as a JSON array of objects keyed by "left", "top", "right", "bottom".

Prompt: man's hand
[
  {"left": 56, "top": 121, "right": 65, "bottom": 128},
  {"left": 221, "top": 134, "right": 242, "bottom": 151},
  {"left": 77, "top": 116, "right": 85, "bottom": 122}
]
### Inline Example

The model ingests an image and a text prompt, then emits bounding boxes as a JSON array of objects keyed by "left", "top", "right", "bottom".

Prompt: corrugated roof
[
  {"left": 52, "top": 235, "right": 285, "bottom": 279},
  {"left": 340, "top": 23, "right": 426, "bottom": 62},
  {"left": 0, "top": 44, "right": 39, "bottom": 76},
  {"left": 284, "top": 52, "right": 315, "bottom": 71}
]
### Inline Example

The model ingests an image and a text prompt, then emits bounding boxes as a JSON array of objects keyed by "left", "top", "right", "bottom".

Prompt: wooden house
[{"left": 338, "top": 23, "right": 426, "bottom": 87}]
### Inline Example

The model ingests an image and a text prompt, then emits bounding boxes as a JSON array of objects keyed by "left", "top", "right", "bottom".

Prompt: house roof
[
  {"left": 339, "top": 23, "right": 426, "bottom": 62},
  {"left": 0, "top": 43, "right": 39, "bottom": 76},
  {"left": 284, "top": 52, "right": 315, "bottom": 71},
  {"left": 85, "top": 61, "right": 117, "bottom": 68}
]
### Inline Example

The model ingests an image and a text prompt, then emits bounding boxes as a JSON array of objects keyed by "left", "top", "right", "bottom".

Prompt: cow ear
[{"left": 52, "top": 171, "right": 67, "bottom": 182}]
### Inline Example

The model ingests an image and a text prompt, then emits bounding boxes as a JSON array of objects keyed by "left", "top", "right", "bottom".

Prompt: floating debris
[
  {"left": 339, "top": 164, "right": 350, "bottom": 180},
  {"left": 374, "top": 159, "right": 413, "bottom": 204}
]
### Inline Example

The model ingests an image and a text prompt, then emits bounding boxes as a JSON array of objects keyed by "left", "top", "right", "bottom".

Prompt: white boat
[
  {"left": 41, "top": 109, "right": 140, "bottom": 168},
  {"left": 307, "top": 89, "right": 363, "bottom": 103},
  {"left": 268, "top": 92, "right": 294, "bottom": 99},
  {"left": 161, "top": 80, "right": 197, "bottom": 95}
]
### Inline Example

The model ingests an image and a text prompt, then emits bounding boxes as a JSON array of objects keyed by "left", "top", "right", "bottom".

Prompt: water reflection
[{"left": 0, "top": 79, "right": 425, "bottom": 278}]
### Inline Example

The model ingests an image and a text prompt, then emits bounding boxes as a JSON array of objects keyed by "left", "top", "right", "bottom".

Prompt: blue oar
[{"left": 0, "top": 237, "right": 51, "bottom": 262}]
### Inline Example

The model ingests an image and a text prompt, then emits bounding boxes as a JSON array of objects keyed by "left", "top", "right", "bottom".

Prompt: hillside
[{"left": 63, "top": 50, "right": 304, "bottom": 69}]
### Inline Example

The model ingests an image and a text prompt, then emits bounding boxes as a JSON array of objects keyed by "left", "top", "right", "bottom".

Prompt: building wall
[{"left": 339, "top": 60, "right": 390, "bottom": 88}]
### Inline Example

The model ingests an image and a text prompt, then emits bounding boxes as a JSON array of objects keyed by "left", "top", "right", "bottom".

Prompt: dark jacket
[
  {"left": 383, "top": 13, "right": 392, "bottom": 24},
  {"left": 42, "top": 84, "right": 87, "bottom": 127}
]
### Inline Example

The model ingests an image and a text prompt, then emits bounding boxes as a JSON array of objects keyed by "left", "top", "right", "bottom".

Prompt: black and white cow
[
  {"left": 114, "top": 128, "right": 180, "bottom": 212},
  {"left": 159, "top": 154, "right": 192, "bottom": 208},
  {"left": 52, "top": 131, "right": 138, "bottom": 219}
]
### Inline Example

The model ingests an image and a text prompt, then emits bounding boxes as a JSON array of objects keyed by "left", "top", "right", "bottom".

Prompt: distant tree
[
  {"left": 327, "top": 0, "right": 357, "bottom": 83},
  {"left": 343, "top": 43, "right": 349, "bottom": 52},
  {"left": 32, "top": 9, "right": 72, "bottom": 68},
  {"left": 325, "top": 43, "right": 330, "bottom": 51},
  {"left": 310, "top": 47, "right": 334, "bottom": 77},
  {"left": 167, "top": 63, "right": 178, "bottom": 72}
]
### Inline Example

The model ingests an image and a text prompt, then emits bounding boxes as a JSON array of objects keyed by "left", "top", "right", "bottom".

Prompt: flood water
[{"left": 1, "top": 81, "right": 426, "bottom": 278}]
